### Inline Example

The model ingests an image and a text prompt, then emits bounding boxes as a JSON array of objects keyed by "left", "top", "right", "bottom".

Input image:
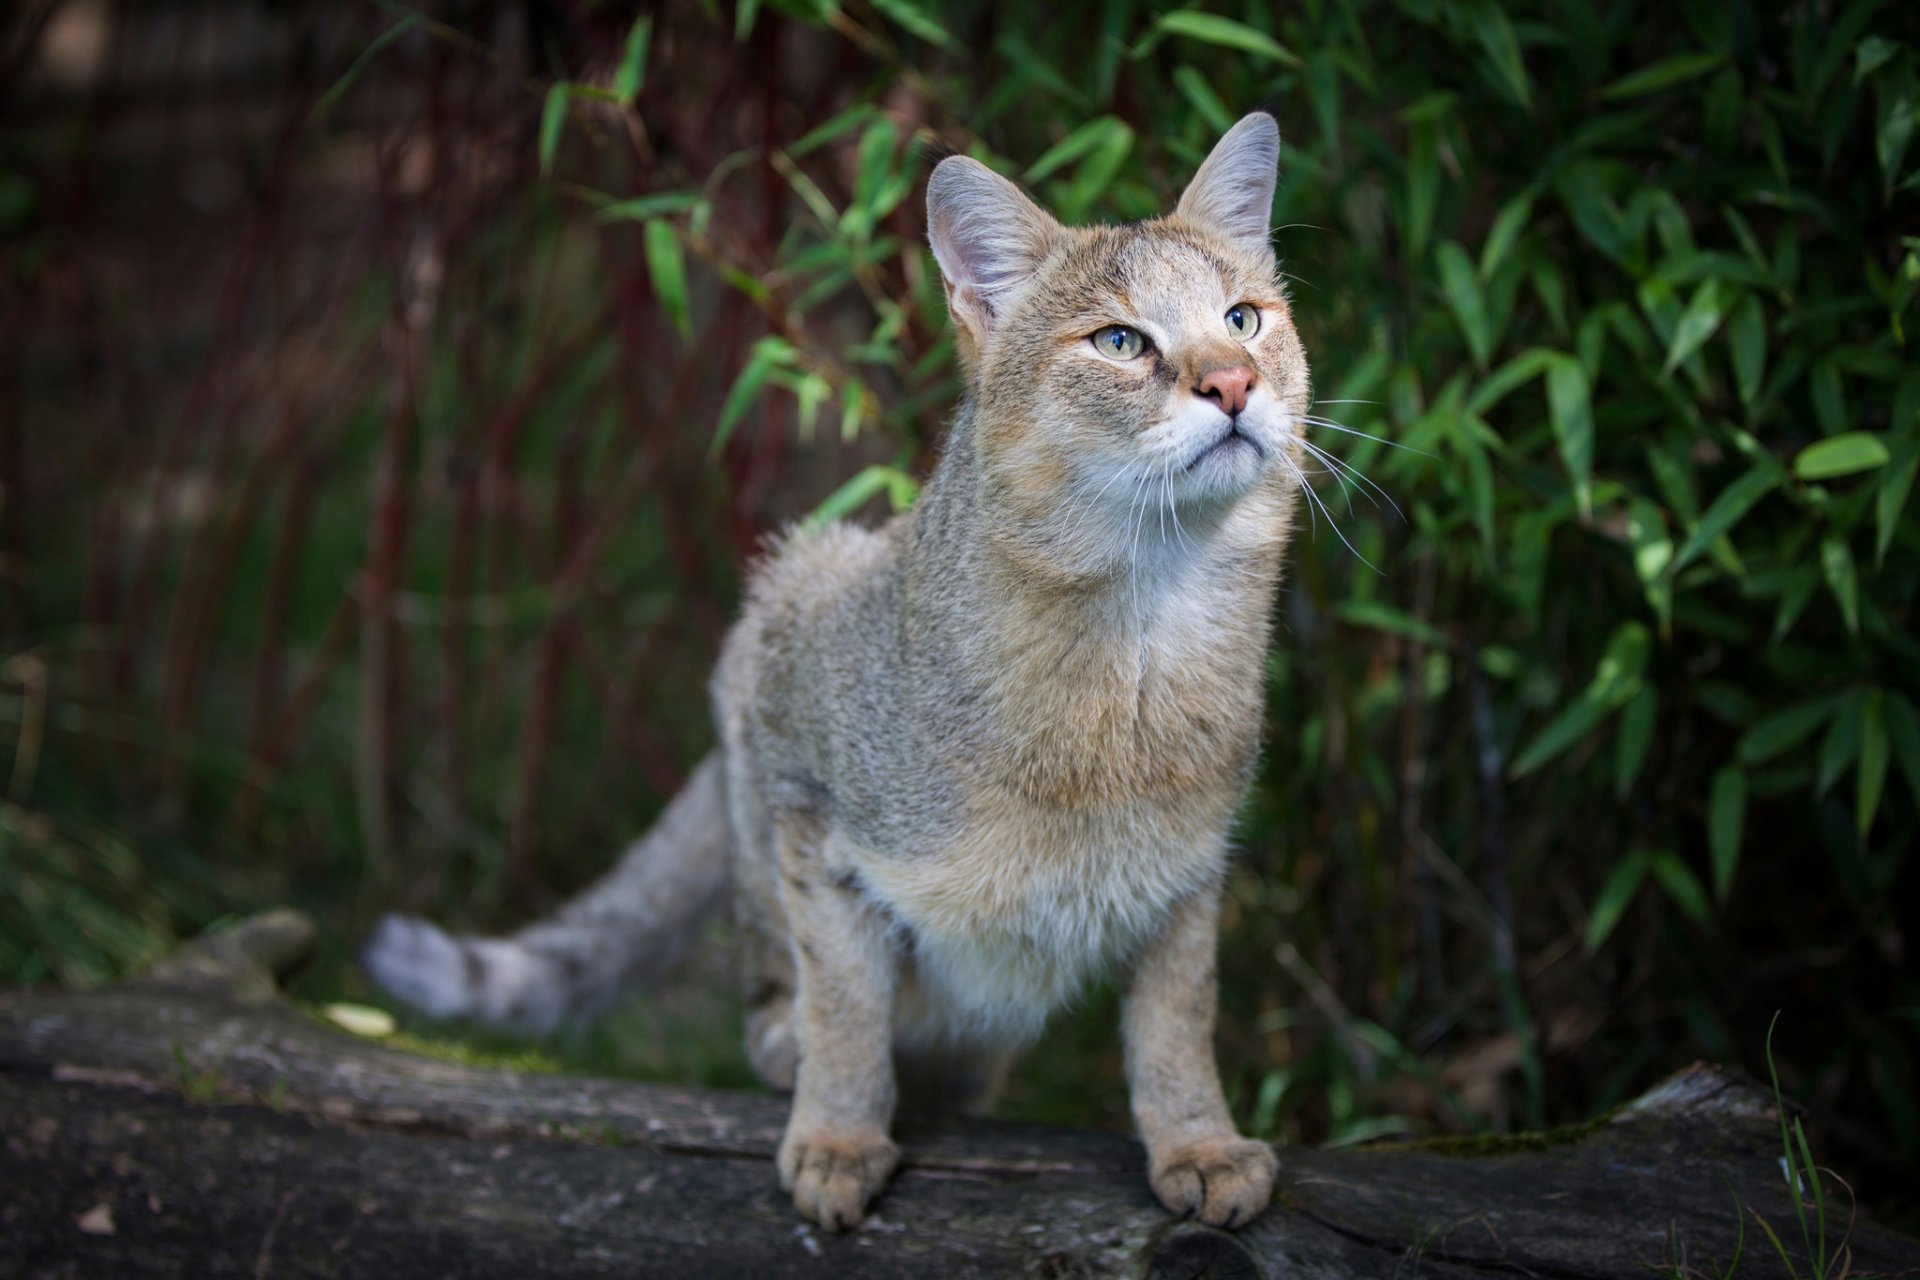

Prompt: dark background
[{"left": 3, "top": 0, "right": 1916, "bottom": 1236}]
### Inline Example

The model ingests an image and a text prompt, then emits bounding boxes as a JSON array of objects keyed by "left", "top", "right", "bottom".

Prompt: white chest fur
[{"left": 848, "top": 798, "right": 1231, "bottom": 1048}]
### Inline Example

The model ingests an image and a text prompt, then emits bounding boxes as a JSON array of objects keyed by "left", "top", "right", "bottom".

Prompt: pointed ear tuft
[
  {"left": 1174, "top": 112, "right": 1280, "bottom": 260},
  {"left": 927, "top": 157, "right": 1062, "bottom": 354}
]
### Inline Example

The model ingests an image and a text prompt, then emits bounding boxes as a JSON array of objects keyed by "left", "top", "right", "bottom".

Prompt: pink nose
[{"left": 1197, "top": 365, "right": 1254, "bottom": 416}]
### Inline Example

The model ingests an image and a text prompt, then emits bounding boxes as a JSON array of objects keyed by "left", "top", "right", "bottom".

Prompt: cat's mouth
[{"left": 1184, "top": 424, "right": 1264, "bottom": 472}]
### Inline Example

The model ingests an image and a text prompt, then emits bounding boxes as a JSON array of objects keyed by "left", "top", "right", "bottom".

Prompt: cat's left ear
[
  {"left": 1175, "top": 112, "right": 1280, "bottom": 261},
  {"left": 927, "top": 156, "right": 1062, "bottom": 356}
]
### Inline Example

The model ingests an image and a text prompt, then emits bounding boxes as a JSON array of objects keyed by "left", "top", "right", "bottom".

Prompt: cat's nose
[{"left": 1196, "top": 365, "right": 1255, "bottom": 417}]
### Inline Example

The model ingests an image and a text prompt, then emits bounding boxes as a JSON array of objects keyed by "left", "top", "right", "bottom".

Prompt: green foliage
[
  {"left": 6, "top": 0, "right": 1917, "bottom": 1230},
  {"left": 0, "top": 801, "right": 215, "bottom": 988},
  {"left": 662, "top": 0, "right": 1916, "bottom": 1206}
]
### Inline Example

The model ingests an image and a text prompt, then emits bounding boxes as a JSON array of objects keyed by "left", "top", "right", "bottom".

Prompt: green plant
[
  {"left": 4, "top": 0, "right": 1915, "bottom": 1230},
  {"left": 1751, "top": 1014, "right": 1864, "bottom": 1280}
]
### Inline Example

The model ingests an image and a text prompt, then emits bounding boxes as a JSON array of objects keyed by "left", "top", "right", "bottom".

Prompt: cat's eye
[
  {"left": 1091, "top": 325, "right": 1146, "bottom": 361},
  {"left": 1225, "top": 304, "right": 1261, "bottom": 340}
]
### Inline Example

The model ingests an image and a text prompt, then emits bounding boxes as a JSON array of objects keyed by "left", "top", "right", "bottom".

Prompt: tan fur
[
  {"left": 714, "top": 114, "right": 1309, "bottom": 1230},
  {"left": 371, "top": 114, "right": 1310, "bottom": 1235}
]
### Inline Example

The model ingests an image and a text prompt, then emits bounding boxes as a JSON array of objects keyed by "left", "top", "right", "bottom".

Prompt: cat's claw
[
  {"left": 1149, "top": 1134, "right": 1278, "bottom": 1229},
  {"left": 778, "top": 1125, "right": 898, "bottom": 1232}
]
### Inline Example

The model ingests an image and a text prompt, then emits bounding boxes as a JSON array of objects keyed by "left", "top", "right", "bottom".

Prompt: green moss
[
  {"left": 380, "top": 1028, "right": 567, "bottom": 1075},
  {"left": 297, "top": 1002, "right": 567, "bottom": 1075},
  {"left": 1398, "top": 1115, "right": 1612, "bottom": 1158}
]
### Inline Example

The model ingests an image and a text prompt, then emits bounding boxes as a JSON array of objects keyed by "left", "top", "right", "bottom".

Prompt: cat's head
[{"left": 927, "top": 113, "right": 1309, "bottom": 536}]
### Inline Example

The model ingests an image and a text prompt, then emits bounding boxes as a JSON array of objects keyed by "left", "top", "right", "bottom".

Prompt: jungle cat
[{"left": 365, "top": 111, "right": 1311, "bottom": 1231}]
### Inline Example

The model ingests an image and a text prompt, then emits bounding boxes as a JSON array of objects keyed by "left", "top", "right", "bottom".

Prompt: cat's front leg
[
  {"left": 774, "top": 818, "right": 900, "bottom": 1231},
  {"left": 1123, "top": 883, "right": 1278, "bottom": 1229}
]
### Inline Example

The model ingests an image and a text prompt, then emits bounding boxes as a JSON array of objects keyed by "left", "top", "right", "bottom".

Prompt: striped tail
[{"left": 362, "top": 752, "right": 729, "bottom": 1035}]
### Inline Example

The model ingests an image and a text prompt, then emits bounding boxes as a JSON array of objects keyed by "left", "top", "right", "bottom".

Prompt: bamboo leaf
[
  {"left": 1876, "top": 62, "right": 1916, "bottom": 191},
  {"left": 802, "top": 464, "right": 920, "bottom": 531},
  {"left": 792, "top": 372, "right": 830, "bottom": 441},
  {"left": 1133, "top": 11, "right": 1301, "bottom": 67},
  {"left": 1858, "top": 692, "right": 1889, "bottom": 842},
  {"left": 613, "top": 14, "right": 653, "bottom": 103},
  {"left": 1337, "top": 599, "right": 1449, "bottom": 648},
  {"left": 789, "top": 104, "right": 879, "bottom": 157},
  {"left": 839, "top": 377, "right": 866, "bottom": 442},
  {"left": 1809, "top": 360, "right": 1847, "bottom": 438},
  {"left": 1650, "top": 853, "right": 1711, "bottom": 926},
  {"left": 1545, "top": 354, "right": 1594, "bottom": 515},
  {"left": 1511, "top": 622, "right": 1649, "bottom": 777},
  {"left": 841, "top": 119, "right": 901, "bottom": 239},
  {"left": 1816, "top": 698, "right": 1863, "bottom": 798},
  {"left": 1670, "top": 467, "right": 1778, "bottom": 574},
  {"left": 643, "top": 220, "right": 691, "bottom": 339},
  {"left": 1614, "top": 685, "right": 1657, "bottom": 798},
  {"left": 1479, "top": 191, "right": 1536, "bottom": 279},
  {"left": 1856, "top": 36, "right": 1900, "bottom": 84},
  {"left": 1663, "top": 279, "right": 1724, "bottom": 374},
  {"left": 1794, "top": 432, "right": 1891, "bottom": 480},
  {"left": 1820, "top": 533, "right": 1859, "bottom": 635},
  {"left": 1463, "top": 0, "right": 1530, "bottom": 107},
  {"left": 711, "top": 337, "right": 797, "bottom": 456},
  {"left": 1024, "top": 116, "right": 1130, "bottom": 185},
  {"left": 1467, "top": 347, "right": 1556, "bottom": 415},
  {"left": 1171, "top": 66, "right": 1236, "bottom": 136},
  {"left": 1055, "top": 120, "right": 1134, "bottom": 221},
  {"left": 313, "top": 15, "right": 420, "bottom": 123},
  {"left": 1624, "top": 499, "right": 1673, "bottom": 631},
  {"left": 1599, "top": 51, "right": 1726, "bottom": 99},
  {"left": 1738, "top": 698, "right": 1840, "bottom": 767},
  {"left": 1727, "top": 292, "right": 1767, "bottom": 406},
  {"left": 539, "top": 84, "right": 570, "bottom": 176},
  {"left": 1585, "top": 851, "right": 1650, "bottom": 953},
  {"left": 1437, "top": 241, "right": 1493, "bottom": 368},
  {"left": 1877, "top": 424, "right": 1919, "bottom": 565},
  {"left": 597, "top": 191, "right": 704, "bottom": 223},
  {"left": 867, "top": 0, "right": 954, "bottom": 47},
  {"left": 1405, "top": 117, "right": 1441, "bottom": 263}
]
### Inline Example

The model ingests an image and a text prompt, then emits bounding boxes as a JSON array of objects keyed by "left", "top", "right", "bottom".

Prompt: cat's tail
[{"left": 361, "top": 752, "right": 730, "bottom": 1036}]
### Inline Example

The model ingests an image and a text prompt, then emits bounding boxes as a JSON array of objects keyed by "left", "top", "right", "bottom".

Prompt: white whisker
[
  {"left": 1126, "top": 473, "right": 1153, "bottom": 622},
  {"left": 1283, "top": 454, "right": 1382, "bottom": 574},
  {"left": 1298, "top": 443, "right": 1358, "bottom": 518},
  {"left": 1164, "top": 458, "right": 1193, "bottom": 555},
  {"left": 1299, "top": 437, "right": 1405, "bottom": 523},
  {"left": 1301, "top": 417, "right": 1434, "bottom": 458},
  {"left": 1156, "top": 462, "right": 1168, "bottom": 544}
]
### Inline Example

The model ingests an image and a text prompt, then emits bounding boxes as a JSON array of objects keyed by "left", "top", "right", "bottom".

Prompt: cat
[{"left": 365, "top": 111, "right": 1311, "bottom": 1232}]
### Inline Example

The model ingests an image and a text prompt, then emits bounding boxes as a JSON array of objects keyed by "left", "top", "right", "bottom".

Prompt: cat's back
[{"left": 719, "top": 515, "right": 948, "bottom": 826}]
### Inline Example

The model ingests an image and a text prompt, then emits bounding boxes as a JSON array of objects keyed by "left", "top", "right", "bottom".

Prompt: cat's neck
[
  {"left": 906, "top": 402, "right": 1286, "bottom": 634},
  {"left": 898, "top": 403, "right": 1287, "bottom": 806}
]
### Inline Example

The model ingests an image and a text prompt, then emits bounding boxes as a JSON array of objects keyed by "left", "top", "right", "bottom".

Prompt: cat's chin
[
  {"left": 1183, "top": 425, "right": 1263, "bottom": 472},
  {"left": 1175, "top": 433, "right": 1269, "bottom": 503}
]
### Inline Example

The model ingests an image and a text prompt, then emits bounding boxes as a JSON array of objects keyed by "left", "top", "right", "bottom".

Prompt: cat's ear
[
  {"left": 927, "top": 156, "right": 1062, "bottom": 355},
  {"left": 1175, "top": 112, "right": 1280, "bottom": 260}
]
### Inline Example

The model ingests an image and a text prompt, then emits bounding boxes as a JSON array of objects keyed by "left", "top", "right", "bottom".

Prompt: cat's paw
[
  {"left": 777, "top": 1124, "right": 898, "bottom": 1232},
  {"left": 1148, "top": 1134, "right": 1278, "bottom": 1229}
]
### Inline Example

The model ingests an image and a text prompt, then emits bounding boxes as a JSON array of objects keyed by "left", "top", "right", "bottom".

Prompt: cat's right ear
[{"left": 926, "top": 157, "right": 1061, "bottom": 362}]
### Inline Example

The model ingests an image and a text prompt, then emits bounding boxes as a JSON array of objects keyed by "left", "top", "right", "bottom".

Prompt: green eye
[
  {"left": 1091, "top": 325, "right": 1146, "bottom": 360},
  {"left": 1225, "top": 304, "right": 1260, "bottom": 340}
]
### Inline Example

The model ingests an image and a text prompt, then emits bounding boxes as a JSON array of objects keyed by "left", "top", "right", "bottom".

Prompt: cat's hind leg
[{"left": 714, "top": 676, "right": 799, "bottom": 1092}]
